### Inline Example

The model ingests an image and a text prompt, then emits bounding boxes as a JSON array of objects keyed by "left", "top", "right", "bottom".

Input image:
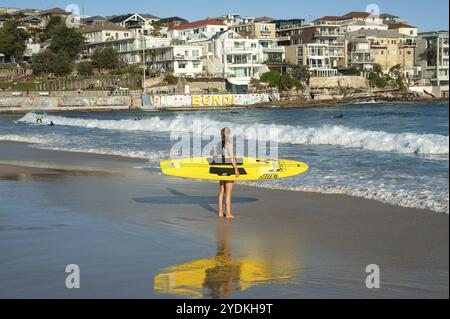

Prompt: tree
[
  {"left": 347, "top": 66, "right": 361, "bottom": 76},
  {"left": 420, "top": 47, "right": 437, "bottom": 66},
  {"left": 77, "top": 61, "right": 93, "bottom": 76},
  {"left": 287, "top": 64, "right": 310, "bottom": 83},
  {"left": 260, "top": 71, "right": 300, "bottom": 91},
  {"left": 151, "top": 20, "right": 162, "bottom": 37},
  {"left": 372, "top": 63, "right": 383, "bottom": 74},
  {"left": 0, "top": 20, "right": 28, "bottom": 62},
  {"left": 32, "top": 49, "right": 73, "bottom": 76},
  {"left": 91, "top": 47, "right": 121, "bottom": 73},
  {"left": 390, "top": 64, "right": 406, "bottom": 90},
  {"left": 49, "top": 25, "right": 85, "bottom": 58},
  {"left": 32, "top": 50, "right": 56, "bottom": 75},
  {"left": 368, "top": 72, "right": 388, "bottom": 88},
  {"left": 43, "top": 16, "right": 64, "bottom": 40},
  {"left": 260, "top": 71, "right": 282, "bottom": 88},
  {"left": 52, "top": 51, "right": 73, "bottom": 76}
]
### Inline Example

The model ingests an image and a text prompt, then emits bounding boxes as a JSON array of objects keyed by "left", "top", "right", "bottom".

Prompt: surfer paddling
[{"left": 218, "top": 128, "right": 239, "bottom": 219}]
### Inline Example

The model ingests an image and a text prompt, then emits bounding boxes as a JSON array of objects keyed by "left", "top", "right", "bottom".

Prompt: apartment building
[
  {"left": 340, "top": 20, "right": 388, "bottom": 34},
  {"left": 83, "top": 30, "right": 170, "bottom": 64},
  {"left": 81, "top": 23, "right": 133, "bottom": 43},
  {"left": 347, "top": 29, "right": 416, "bottom": 76},
  {"left": 233, "top": 20, "right": 276, "bottom": 39},
  {"left": 416, "top": 31, "right": 449, "bottom": 97},
  {"left": 274, "top": 19, "right": 306, "bottom": 46},
  {"left": 197, "top": 29, "right": 284, "bottom": 84},
  {"left": 347, "top": 38, "right": 373, "bottom": 70},
  {"left": 388, "top": 23, "right": 418, "bottom": 37},
  {"left": 285, "top": 44, "right": 339, "bottom": 76},
  {"left": 107, "top": 13, "right": 156, "bottom": 36},
  {"left": 144, "top": 45, "right": 204, "bottom": 77},
  {"left": 218, "top": 14, "right": 254, "bottom": 27}
]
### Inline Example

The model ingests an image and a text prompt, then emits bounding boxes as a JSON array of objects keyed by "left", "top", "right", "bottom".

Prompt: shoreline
[
  {"left": 0, "top": 140, "right": 448, "bottom": 298},
  {"left": 0, "top": 140, "right": 446, "bottom": 215}
]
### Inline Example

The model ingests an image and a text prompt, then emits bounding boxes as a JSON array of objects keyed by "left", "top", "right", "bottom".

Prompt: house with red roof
[{"left": 168, "top": 18, "right": 228, "bottom": 40}]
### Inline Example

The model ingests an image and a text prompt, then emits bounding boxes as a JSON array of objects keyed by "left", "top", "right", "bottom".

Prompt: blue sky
[{"left": 4, "top": 0, "right": 449, "bottom": 31}]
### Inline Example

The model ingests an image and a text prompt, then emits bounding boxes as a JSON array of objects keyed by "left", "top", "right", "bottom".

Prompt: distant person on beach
[{"left": 217, "top": 128, "right": 239, "bottom": 219}]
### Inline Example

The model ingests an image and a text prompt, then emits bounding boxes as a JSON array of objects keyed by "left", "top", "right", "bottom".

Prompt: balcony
[
  {"left": 314, "top": 31, "right": 344, "bottom": 37},
  {"left": 400, "top": 41, "right": 417, "bottom": 48},
  {"left": 349, "top": 57, "right": 374, "bottom": 63}
]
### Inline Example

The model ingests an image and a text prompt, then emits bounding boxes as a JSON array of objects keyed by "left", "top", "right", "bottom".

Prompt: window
[
  {"left": 234, "top": 42, "right": 245, "bottom": 50},
  {"left": 178, "top": 61, "right": 187, "bottom": 69},
  {"left": 410, "top": 30, "right": 413, "bottom": 35}
]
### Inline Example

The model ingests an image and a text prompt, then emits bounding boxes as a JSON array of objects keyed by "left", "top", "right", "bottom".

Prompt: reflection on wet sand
[{"left": 154, "top": 218, "right": 295, "bottom": 299}]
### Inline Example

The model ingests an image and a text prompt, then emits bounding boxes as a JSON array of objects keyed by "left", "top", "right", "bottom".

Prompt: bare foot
[
  {"left": 226, "top": 214, "right": 237, "bottom": 219},
  {"left": 218, "top": 212, "right": 225, "bottom": 218}
]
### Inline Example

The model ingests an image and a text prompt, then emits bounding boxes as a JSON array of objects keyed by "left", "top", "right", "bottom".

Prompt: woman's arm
[{"left": 226, "top": 142, "right": 240, "bottom": 177}]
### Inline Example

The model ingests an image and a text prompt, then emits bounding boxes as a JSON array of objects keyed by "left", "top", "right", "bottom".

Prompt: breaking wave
[{"left": 18, "top": 112, "right": 449, "bottom": 156}]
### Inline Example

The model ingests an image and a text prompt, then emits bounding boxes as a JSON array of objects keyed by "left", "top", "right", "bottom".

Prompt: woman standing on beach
[{"left": 218, "top": 128, "right": 239, "bottom": 219}]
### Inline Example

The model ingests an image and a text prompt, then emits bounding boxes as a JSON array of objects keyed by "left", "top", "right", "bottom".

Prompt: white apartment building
[
  {"left": 145, "top": 45, "right": 204, "bottom": 77},
  {"left": 286, "top": 43, "right": 339, "bottom": 76},
  {"left": 83, "top": 32, "right": 170, "bottom": 64},
  {"left": 197, "top": 30, "right": 284, "bottom": 84},
  {"left": 416, "top": 31, "right": 449, "bottom": 97},
  {"left": 81, "top": 23, "right": 133, "bottom": 43},
  {"left": 340, "top": 20, "right": 388, "bottom": 34}
]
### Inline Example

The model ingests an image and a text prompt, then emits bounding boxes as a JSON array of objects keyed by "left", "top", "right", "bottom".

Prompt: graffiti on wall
[{"left": 146, "top": 94, "right": 271, "bottom": 108}]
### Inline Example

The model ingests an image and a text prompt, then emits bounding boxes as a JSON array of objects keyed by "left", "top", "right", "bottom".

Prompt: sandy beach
[{"left": 0, "top": 141, "right": 448, "bottom": 299}]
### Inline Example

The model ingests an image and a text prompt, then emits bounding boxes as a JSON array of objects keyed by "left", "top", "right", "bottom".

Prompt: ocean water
[{"left": 0, "top": 102, "right": 448, "bottom": 213}]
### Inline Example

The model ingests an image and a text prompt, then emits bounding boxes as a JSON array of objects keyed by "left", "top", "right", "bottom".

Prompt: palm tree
[{"left": 150, "top": 21, "right": 162, "bottom": 37}]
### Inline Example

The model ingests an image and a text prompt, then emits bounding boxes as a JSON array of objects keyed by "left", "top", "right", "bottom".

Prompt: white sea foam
[
  {"left": 243, "top": 182, "right": 449, "bottom": 214},
  {"left": 0, "top": 133, "right": 167, "bottom": 163},
  {"left": 0, "top": 134, "right": 55, "bottom": 145},
  {"left": 19, "top": 112, "right": 449, "bottom": 155}
]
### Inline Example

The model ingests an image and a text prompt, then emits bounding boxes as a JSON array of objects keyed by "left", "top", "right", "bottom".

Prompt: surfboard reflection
[{"left": 154, "top": 218, "right": 292, "bottom": 299}]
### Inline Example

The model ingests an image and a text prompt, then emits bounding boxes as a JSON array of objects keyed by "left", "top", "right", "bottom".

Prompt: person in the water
[{"left": 35, "top": 114, "right": 44, "bottom": 124}]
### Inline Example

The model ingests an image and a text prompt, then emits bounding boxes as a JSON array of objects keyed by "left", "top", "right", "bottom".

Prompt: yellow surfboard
[{"left": 160, "top": 157, "right": 309, "bottom": 181}]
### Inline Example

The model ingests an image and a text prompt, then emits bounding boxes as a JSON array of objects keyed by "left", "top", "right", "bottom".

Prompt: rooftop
[
  {"left": 339, "top": 11, "right": 371, "bottom": 20},
  {"left": 388, "top": 23, "right": 417, "bottom": 29},
  {"left": 313, "top": 16, "right": 340, "bottom": 22},
  {"left": 348, "top": 29, "right": 415, "bottom": 39},
  {"left": 169, "top": 18, "right": 226, "bottom": 30},
  {"left": 159, "top": 16, "right": 188, "bottom": 23},
  {"left": 38, "top": 7, "right": 71, "bottom": 16},
  {"left": 108, "top": 13, "right": 146, "bottom": 23},
  {"left": 380, "top": 13, "right": 400, "bottom": 19}
]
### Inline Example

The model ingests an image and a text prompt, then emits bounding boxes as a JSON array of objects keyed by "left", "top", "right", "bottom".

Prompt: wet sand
[{"left": 0, "top": 141, "right": 448, "bottom": 298}]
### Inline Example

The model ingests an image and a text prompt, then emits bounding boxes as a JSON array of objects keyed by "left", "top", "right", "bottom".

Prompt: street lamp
[{"left": 142, "top": 34, "right": 146, "bottom": 92}]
